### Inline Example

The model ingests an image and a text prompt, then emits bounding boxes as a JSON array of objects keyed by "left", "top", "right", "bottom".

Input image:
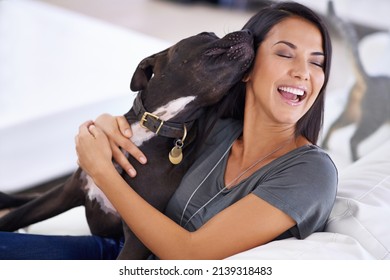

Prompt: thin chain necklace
[
  {"left": 179, "top": 137, "right": 292, "bottom": 228},
  {"left": 224, "top": 138, "right": 292, "bottom": 188}
]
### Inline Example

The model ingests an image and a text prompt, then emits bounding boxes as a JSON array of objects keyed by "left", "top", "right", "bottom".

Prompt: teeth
[{"left": 279, "top": 86, "right": 304, "bottom": 96}]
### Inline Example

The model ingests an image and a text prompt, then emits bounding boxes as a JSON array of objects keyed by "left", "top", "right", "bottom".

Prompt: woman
[
  {"left": 0, "top": 1, "right": 337, "bottom": 260},
  {"left": 76, "top": 1, "right": 336, "bottom": 260}
]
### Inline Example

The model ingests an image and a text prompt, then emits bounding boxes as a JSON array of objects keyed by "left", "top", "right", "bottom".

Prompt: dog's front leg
[
  {"left": 0, "top": 191, "right": 40, "bottom": 210},
  {"left": 0, "top": 168, "right": 86, "bottom": 232}
]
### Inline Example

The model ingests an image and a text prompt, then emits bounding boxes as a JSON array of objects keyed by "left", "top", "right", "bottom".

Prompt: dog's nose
[{"left": 241, "top": 29, "right": 252, "bottom": 36}]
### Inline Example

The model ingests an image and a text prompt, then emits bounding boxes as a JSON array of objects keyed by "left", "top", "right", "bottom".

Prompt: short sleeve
[{"left": 252, "top": 146, "right": 338, "bottom": 239}]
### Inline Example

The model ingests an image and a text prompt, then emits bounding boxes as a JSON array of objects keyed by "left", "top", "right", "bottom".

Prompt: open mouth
[{"left": 278, "top": 86, "right": 307, "bottom": 105}]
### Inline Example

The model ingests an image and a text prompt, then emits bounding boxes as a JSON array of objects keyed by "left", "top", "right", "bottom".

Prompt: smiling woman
[
  {"left": 75, "top": 2, "right": 336, "bottom": 260},
  {"left": 0, "top": 1, "right": 337, "bottom": 260},
  {"left": 273, "top": 39, "right": 325, "bottom": 105},
  {"left": 245, "top": 16, "right": 325, "bottom": 127}
]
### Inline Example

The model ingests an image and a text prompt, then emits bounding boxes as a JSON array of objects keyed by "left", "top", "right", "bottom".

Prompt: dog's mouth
[
  {"left": 205, "top": 43, "right": 249, "bottom": 58},
  {"left": 203, "top": 30, "right": 254, "bottom": 70}
]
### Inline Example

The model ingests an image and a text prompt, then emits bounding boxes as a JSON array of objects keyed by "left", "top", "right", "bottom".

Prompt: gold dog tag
[
  {"left": 169, "top": 126, "right": 186, "bottom": 165},
  {"left": 169, "top": 146, "right": 183, "bottom": 165}
]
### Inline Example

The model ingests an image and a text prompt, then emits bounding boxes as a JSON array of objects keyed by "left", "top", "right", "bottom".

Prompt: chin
[{"left": 276, "top": 110, "right": 305, "bottom": 125}]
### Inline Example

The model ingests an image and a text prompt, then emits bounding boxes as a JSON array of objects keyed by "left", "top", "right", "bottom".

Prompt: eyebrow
[{"left": 274, "top": 40, "right": 325, "bottom": 56}]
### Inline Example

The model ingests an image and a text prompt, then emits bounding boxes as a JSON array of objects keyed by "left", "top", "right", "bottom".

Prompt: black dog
[{"left": 0, "top": 30, "right": 254, "bottom": 259}]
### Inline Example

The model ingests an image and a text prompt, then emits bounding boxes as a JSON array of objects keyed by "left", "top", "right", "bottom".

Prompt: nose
[
  {"left": 241, "top": 29, "right": 252, "bottom": 36},
  {"left": 290, "top": 59, "right": 310, "bottom": 81}
]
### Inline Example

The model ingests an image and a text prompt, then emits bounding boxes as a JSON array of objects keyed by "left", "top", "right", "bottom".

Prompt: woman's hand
[
  {"left": 94, "top": 114, "right": 147, "bottom": 177},
  {"left": 75, "top": 121, "right": 113, "bottom": 179}
]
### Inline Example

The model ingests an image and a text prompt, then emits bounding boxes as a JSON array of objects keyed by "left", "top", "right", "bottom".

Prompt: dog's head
[{"left": 130, "top": 30, "right": 254, "bottom": 117}]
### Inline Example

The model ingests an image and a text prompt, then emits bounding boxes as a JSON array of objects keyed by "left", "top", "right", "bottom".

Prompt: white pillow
[{"left": 325, "top": 140, "right": 390, "bottom": 259}]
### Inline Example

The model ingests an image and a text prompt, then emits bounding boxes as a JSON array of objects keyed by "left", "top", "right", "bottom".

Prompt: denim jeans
[{"left": 0, "top": 231, "right": 123, "bottom": 260}]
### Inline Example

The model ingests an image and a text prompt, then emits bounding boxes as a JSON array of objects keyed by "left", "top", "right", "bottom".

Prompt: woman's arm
[
  {"left": 93, "top": 114, "right": 147, "bottom": 177},
  {"left": 76, "top": 123, "right": 295, "bottom": 260}
]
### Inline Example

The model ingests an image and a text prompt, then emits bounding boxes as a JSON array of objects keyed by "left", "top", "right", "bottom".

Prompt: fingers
[
  {"left": 111, "top": 145, "right": 137, "bottom": 177},
  {"left": 78, "top": 115, "right": 148, "bottom": 177},
  {"left": 117, "top": 138, "right": 147, "bottom": 165},
  {"left": 117, "top": 116, "right": 132, "bottom": 138},
  {"left": 77, "top": 121, "right": 106, "bottom": 145},
  {"left": 94, "top": 114, "right": 147, "bottom": 165},
  {"left": 77, "top": 120, "right": 94, "bottom": 140},
  {"left": 75, "top": 121, "right": 113, "bottom": 177},
  {"left": 88, "top": 124, "right": 99, "bottom": 139},
  {"left": 115, "top": 116, "right": 147, "bottom": 165}
]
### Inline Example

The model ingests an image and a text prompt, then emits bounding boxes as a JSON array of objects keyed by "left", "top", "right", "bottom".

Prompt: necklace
[
  {"left": 224, "top": 138, "right": 292, "bottom": 188},
  {"left": 179, "top": 137, "right": 292, "bottom": 228}
]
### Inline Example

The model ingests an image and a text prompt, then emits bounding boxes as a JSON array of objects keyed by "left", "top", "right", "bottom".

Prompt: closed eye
[
  {"left": 309, "top": 58, "right": 324, "bottom": 68},
  {"left": 276, "top": 53, "right": 292, "bottom": 59},
  {"left": 310, "top": 51, "right": 325, "bottom": 69},
  {"left": 310, "top": 61, "right": 324, "bottom": 68},
  {"left": 274, "top": 41, "right": 325, "bottom": 68},
  {"left": 276, "top": 51, "right": 323, "bottom": 68}
]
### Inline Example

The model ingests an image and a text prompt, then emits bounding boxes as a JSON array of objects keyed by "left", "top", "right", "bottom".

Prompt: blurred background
[{"left": 1, "top": 0, "right": 390, "bottom": 193}]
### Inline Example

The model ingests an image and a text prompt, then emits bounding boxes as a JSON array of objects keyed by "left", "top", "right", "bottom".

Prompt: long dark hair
[{"left": 215, "top": 1, "right": 332, "bottom": 145}]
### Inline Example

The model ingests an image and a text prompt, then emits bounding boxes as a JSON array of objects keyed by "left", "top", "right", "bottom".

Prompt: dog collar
[{"left": 131, "top": 94, "right": 192, "bottom": 139}]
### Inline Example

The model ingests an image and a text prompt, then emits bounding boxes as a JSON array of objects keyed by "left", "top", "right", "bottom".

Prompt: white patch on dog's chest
[
  {"left": 85, "top": 175, "right": 119, "bottom": 216},
  {"left": 85, "top": 96, "right": 196, "bottom": 214}
]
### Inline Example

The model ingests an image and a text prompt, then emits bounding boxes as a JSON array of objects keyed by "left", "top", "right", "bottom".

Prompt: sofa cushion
[
  {"left": 325, "top": 140, "right": 390, "bottom": 259},
  {"left": 227, "top": 232, "right": 374, "bottom": 259}
]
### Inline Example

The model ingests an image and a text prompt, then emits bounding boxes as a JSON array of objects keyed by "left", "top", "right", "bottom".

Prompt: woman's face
[{"left": 245, "top": 16, "right": 325, "bottom": 127}]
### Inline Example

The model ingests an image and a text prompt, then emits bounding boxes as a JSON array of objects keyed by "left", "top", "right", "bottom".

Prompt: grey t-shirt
[{"left": 164, "top": 118, "right": 338, "bottom": 240}]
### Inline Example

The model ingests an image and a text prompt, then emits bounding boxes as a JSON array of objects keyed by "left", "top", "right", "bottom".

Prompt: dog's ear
[
  {"left": 130, "top": 48, "right": 169, "bottom": 91},
  {"left": 130, "top": 57, "right": 155, "bottom": 91}
]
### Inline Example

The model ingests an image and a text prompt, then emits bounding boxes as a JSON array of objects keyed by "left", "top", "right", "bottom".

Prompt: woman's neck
[
  {"left": 240, "top": 110, "right": 295, "bottom": 156},
  {"left": 223, "top": 97, "right": 312, "bottom": 188}
]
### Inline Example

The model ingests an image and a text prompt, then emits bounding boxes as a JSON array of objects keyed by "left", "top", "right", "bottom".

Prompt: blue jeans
[{"left": 0, "top": 231, "right": 123, "bottom": 260}]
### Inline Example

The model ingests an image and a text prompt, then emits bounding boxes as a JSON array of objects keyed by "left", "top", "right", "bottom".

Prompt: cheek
[
  {"left": 312, "top": 71, "right": 325, "bottom": 94},
  {"left": 307, "top": 74, "right": 324, "bottom": 107}
]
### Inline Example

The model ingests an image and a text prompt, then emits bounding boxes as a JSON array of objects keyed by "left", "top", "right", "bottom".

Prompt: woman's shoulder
[
  {"left": 258, "top": 144, "right": 338, "bottom": 199},
  {"left": 251, "top": 145, "right": 338, "bottom": 239},
  {"left": 301, "top": 145, "right": 337, "bottom": 175},
  {"left": 282, "top": 144, "right": 338, "bottom": 189},
  {"left": 280, "top": 144, "right": 337, "bottom": 174}
]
